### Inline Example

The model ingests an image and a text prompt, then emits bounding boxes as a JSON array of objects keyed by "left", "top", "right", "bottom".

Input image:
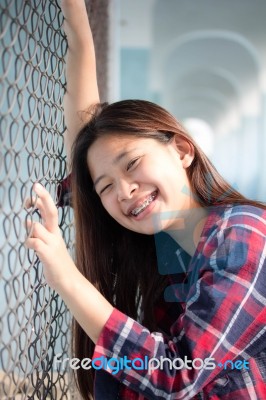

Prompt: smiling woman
[
  {"left": 24, "top": 1, "right": 266, "bottom": 400},
  {"left": 57, "top": 99, "right": 266, "bottom": 399},
  {"left": 86, "top": 132, "right": 197, "bottom": 235}
]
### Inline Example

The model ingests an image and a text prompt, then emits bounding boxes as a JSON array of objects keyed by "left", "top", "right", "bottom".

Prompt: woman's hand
[{"left": 25, "top": 183, "right": 77, "bottom": 291}]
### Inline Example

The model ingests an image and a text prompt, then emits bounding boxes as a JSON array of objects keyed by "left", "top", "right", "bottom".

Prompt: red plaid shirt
[{"left": 92, "top": 204, "right": 266, "bottom": 399}]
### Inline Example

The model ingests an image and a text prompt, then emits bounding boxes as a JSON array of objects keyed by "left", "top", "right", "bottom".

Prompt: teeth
[{"left": 131, "top": 192, "right": 156, "bottom": 216}]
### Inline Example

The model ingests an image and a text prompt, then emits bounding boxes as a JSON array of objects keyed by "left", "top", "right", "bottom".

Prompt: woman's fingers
[
  {"left": 23, "top": 184, "right": 75, "bottom": 290},
  {"left": 26, "top": 183, "right": 59, "bottom": 234},
  {"left": 25, "top": 221, "right": 51, "bottom": 244},
  {"left": 24, "top": 196, "right": 39, "bottom": 210},
  {"left": 25, "top": 237, "right": 46, "bottom": 255}
]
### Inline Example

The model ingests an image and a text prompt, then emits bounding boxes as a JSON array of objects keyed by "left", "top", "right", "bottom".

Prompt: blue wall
[{"left": 120, "top": 48, "right": 160, "bottom": 103}]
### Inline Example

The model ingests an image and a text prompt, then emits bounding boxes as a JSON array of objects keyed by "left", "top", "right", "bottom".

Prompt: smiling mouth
[{"left": 130, "top": 191, "right": 158, "bottom": 217}]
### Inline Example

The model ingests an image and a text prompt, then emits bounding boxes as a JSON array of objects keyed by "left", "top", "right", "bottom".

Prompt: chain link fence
[{"left": 0, "top": 0, "right": 110, "bottom": 398}]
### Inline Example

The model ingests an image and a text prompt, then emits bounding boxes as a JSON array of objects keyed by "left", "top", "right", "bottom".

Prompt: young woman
[{"left": 25, "top": 1, "right": 266, "bottom": 399}]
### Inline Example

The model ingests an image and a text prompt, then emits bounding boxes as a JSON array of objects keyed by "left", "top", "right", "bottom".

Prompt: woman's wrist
[
  {"left": 53, "top": 258, "right": 82, "bottom": 297},
  {"left": 62, "top": 0, "right": 92, "bottom": 43},
  {"left": 56, "top": 265, "right": 114, "bottom": 344}
]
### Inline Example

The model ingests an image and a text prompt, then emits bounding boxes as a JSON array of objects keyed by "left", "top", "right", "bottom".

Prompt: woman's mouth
[{"left": 130, "top": 190, "right": 158, "bottom": 217}]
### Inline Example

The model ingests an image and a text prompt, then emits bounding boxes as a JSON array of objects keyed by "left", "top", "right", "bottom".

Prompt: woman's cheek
[{"left": 101, "top": 196, "right": 118, "bottom": 219}]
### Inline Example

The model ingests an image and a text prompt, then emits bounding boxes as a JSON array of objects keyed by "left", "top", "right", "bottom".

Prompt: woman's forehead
[
  {"left": 88, "top": 135, "right": 157, "bottom": 159},
  {"left": 86, "top": 135, "right": 160, "bottom": 175}
]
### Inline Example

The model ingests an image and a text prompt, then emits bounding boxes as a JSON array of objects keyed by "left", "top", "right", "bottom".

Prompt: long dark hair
[{"left": 70, "top": 100, "right": 265, "bottom": 399}]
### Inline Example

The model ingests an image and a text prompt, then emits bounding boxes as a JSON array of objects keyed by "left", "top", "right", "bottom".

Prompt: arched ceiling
[
  {"left": 119, "top": 0, "right": 266, "bottom": 132},
  {"left": 158, "top": 33, "right": 259, "bottom": 126}
]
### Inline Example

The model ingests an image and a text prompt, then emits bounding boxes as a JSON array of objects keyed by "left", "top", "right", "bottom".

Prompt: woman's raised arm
[{"left": 61, "top": 0, "right": 100, "bottom": 162}]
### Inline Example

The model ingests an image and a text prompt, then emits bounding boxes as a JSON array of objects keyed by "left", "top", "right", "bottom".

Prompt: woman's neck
[{"left": 164, "top": 206, "right": 209, "bottom": 257}]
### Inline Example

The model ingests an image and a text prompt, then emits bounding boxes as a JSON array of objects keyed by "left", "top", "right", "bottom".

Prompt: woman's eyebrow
[
  {"left": 93, "top": 148, "right": 138, "bottom": 189},
  {"left": 113, "top": 149, "right": 137, "bottom": 164},
  {"left": 93, "top": 174, "right": 107, "bottom": 189}
]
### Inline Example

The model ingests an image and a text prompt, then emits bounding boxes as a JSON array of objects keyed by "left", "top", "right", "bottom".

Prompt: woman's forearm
[
  {"left": 61, "top": 0, "right": 100, "bottom": 162},
  {"left": 57, "top": 266, "right": 114, "bottom": 344}
]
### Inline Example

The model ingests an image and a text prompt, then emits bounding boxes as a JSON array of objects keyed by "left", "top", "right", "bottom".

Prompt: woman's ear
[{"left": 172, "top": 136, "right": 195, "bottom": 168}]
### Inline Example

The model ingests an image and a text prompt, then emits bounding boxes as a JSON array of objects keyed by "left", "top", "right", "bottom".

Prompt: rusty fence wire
[{"left": 0, "top": 0, "right": 110, "bottom": 398}]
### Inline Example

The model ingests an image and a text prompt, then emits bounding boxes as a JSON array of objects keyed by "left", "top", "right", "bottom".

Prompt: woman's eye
[
  {"left": 100, "top": 184, "right": 112, "bottom": 195},
  {"left": 126, "top": 158, "right": 140, "bottom": 171}
]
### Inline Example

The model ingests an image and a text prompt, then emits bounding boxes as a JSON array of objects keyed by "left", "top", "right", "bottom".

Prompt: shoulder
[
  {"left": 206, "top": 204, "right": 266, "bottom": 237},
  {"left": 223, "top": 204, "right": 265, "bottom": 228},
  {"left": 201, "top": 204, "right": 266, "bottom": 264}
]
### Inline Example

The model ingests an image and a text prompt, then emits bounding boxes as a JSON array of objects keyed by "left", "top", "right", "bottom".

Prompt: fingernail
[
  {"left": 23, "top": 197, "right": 35, "bottom": 209},
  {"left": 34, "top": 182, "right": 42, "bottom": 193}
]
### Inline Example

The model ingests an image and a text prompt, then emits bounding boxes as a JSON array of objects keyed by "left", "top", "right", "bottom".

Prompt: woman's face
[{"left": 87, "top": 134, "right": 199, "bottom": 235}]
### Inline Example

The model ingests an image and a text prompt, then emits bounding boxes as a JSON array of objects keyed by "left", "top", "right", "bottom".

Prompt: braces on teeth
[{"left": 131, "top": 193, "right": 156, "bottom": 216}]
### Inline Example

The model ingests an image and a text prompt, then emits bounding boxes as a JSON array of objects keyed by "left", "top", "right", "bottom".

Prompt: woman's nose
[{"left": 117, "top": 179, "right": 138, "bottom": 201}]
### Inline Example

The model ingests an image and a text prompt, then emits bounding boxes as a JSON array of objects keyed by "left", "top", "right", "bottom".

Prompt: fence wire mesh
[{"left": 0, "top": 0, "right": 109, "bottom": 398}]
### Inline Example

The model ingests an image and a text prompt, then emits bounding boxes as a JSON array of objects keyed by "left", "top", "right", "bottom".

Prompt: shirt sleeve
[
  {"left": 92, "top": 208, "right": 266, "bottom": 399},
  {"left": 57, "top": 174, "right": 72, "bottom": 207}
]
